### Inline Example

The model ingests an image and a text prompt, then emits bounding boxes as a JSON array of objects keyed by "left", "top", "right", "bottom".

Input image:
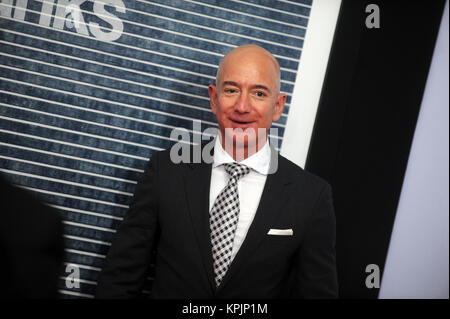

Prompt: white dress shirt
[{"left": 209, "top": 137, "right": 271, "bottom": 263}]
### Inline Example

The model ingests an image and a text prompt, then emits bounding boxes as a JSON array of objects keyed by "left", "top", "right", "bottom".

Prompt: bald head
[
  {"left": 216, "top": 44, "right": 282, "bottom": 93},
  {"left": 208, "top": 44, "right": 287, "bottom": 160}
]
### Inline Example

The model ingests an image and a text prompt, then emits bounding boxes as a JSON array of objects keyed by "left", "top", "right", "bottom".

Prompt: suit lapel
[
  {"left": 183, "top": 160, "right": 216, "bottom": 293},
  {"left": 217, "top": 152, "right": 292, "bottom": 292}
]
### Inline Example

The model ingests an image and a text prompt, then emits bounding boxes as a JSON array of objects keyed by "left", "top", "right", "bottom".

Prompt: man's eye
[
  {"left": 255, "top": 91, "right": 266, "bottom": 97},
  {"left": 225, "top": 88, "right": 237, "bottom": 94}
]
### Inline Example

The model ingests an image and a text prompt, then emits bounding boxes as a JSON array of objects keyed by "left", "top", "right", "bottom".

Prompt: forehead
[{"left": 218, "top": 49, "right": 279, "bottom": 87}]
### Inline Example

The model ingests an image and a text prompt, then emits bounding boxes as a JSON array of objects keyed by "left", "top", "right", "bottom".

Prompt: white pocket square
[{"left": 267, "top": 229, "right": 293, "bottom": 236}]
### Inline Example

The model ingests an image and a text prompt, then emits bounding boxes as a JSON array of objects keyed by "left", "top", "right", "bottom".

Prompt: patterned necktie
[{"left": 210, "top": 162, "right": 251, "bottom": 287}]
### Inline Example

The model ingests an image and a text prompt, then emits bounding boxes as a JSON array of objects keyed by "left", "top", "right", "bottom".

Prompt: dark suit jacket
[
  {"left": 96, "top": 146, "right": 338, "bottom": 298},
  {"left": 0, "top": 174, "right": 64, "bottom": 298}
]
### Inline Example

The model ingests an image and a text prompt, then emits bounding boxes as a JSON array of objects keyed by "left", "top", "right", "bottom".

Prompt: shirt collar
[{"left": 212, "top": 137, "right": 272, "bottom": 175}]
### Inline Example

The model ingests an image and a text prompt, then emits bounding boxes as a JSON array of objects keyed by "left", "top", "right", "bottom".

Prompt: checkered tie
[{"left": 210, "top": 162, "right": 251, "bottom": 287}]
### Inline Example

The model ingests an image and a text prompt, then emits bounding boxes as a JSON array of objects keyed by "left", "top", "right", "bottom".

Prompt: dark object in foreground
[{"left": 0, "top": 173, "right": 64, "bottom": 298}]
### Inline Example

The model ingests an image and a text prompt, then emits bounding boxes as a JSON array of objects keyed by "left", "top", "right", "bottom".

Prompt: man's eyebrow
[
  {"left": 252, "top": 84, "right": 271, "bottom": 93},
  {"left": 222, "top": 81, "right": 238, "bottom": 87},
  {"left": 221, "top": 82, "right": 271, "bottom": 93}
]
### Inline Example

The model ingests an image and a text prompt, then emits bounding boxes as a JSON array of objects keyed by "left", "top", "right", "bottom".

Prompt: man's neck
[{"left": 220, "top": 136, "right": 268, "bottom": 162}]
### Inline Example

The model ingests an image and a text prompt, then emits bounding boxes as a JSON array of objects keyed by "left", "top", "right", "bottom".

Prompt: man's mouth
[{"left": 230, "top": 119, "right": 254, "bottom": 125}]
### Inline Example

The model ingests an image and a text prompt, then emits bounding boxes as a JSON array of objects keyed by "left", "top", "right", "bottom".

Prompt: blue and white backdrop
[{"left": 0, "top": 0, "right": 340, "bottom": 298}]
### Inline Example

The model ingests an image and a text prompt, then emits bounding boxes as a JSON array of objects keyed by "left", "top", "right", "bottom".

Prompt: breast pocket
[{"left": 263, "top": 232, "right": 296, "bottom": 252}]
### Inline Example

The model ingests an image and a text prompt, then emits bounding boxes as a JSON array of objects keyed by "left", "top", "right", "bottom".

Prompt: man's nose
[{"left": 234, "top": 92, "right": 251, "bottom": 113}]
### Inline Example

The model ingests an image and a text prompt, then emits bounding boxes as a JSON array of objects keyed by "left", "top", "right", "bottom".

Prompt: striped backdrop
[{"left": 0, "top": 0, "right": 312, "bottom": 298}]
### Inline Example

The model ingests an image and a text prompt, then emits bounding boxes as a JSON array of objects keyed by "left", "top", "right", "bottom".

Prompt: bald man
[{"left": 96, "top": 45, "right": 338, "bottom": 299}]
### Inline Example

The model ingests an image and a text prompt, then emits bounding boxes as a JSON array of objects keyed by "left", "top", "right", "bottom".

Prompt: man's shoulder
[
  {"left": 277, "top": 154, "right": 331, "bottom": 192},
  {"left": 149, "top": 146, "right": 331, "bottom": 191},
  {"left": 147, "top": 143, "right": 212, "bottom": 169}
]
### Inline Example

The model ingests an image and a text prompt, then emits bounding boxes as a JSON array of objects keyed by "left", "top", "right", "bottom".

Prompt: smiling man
[
  {"left": 96, "top": 44, "right": 338, "bottom": 299},
  {"left": 209, "top": 45, "right": 286, "bottom": 161}
]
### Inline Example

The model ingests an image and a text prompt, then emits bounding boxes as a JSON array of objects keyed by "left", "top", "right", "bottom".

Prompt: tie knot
[{"left": 224, "top": 163, "right": 251, "bottom": 180}]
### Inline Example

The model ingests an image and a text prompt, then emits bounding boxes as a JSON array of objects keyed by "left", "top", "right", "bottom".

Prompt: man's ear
[
  {"left": 208, "top": 84, "right": 218, "bottom": 115},
  {"left": 272, "top": 93, "right": 287, "bottom": 122}
]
